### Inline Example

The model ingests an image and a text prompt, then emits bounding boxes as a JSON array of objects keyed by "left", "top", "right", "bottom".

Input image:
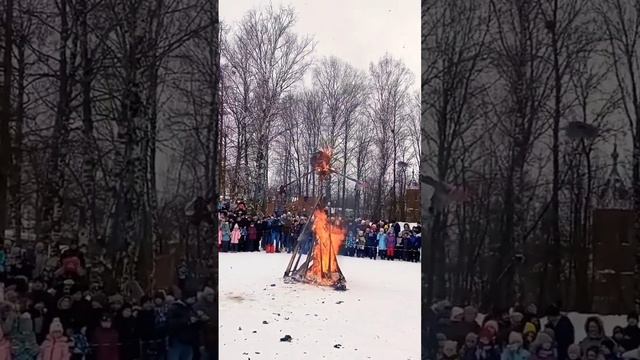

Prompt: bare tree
[{"left": 368, "top": 54, "right": 414, "bottom": 220}]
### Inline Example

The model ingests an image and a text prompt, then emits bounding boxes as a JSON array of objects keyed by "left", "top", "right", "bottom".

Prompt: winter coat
[
  {"left": 12, "top": 331, "right": 38, "bottom": 360},
  {"left": 167, "top": 302, "right": 199, "bottom": 346},
  {"left": 366, "top": 233, "right": 376, "bottom": 248},
  {"left": 441, "top": 321, "right": 469, "bottom": 346},
  {"left": 531, "top": 348, "right": 557, "bottom": 360},
  {"left": 545, "top": 316, "right": 574, "bottom": 360},
  {"left": 623, "top": 325, "right": 640, "bottom": 351},
  {"left": 0, "top": 338, "right": 10, "bottom": 360},
  {"left": 474, "top": 347, "right": 501, "bottom": 360},
  {"left": 115, "top": 316, "right": 139, "bottom": 360},
  {"left": 38, "top": 335, "right": 70, "bottom": 360},
  {"left": 377, "top": 233, "right": 387, "bottom": 250},
  {"left": 193, "top": 298, "right": 215, "bottom": 352},
  {"left": 346, "top": 233, "right": 356, "bottom": 248},
  {"left": 69, "top": 332, "right": 89, "bottom": 358},
  {"left": 231, "top": 228, "right": 241, "bottom": 244},
  {"left": 393, "top": 223, "right": 401, "bottom": 237},
  {"left": 387, "top": 233, "right": 396, "bottom": 248},
  {"left": 356, "top": 233, "right": 366, "bottom": 250},
  {"left": 221, "top": 223, "right": 231, "bottom": 242},
  {"left": 501, "top": 348, "right": 530, "bottom": 360},
  {"left": 248, "top": 226, "right": 258, "bottom": 241},
  {"left": 91, "top": 327, "right": 120, "bottom": 360}
]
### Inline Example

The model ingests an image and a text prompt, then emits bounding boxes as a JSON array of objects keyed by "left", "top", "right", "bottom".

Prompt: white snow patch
[{"left": 219, "top": 252, "right": 421, "bottom": 360}]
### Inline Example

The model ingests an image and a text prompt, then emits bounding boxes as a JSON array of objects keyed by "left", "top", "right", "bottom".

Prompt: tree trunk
[
  {"left": 12, "top": 25, "right": 25, "bottom": 244},
  {"left": 550, "top": 0, "right": 562, "bottom": 305},
  {"left": 79, "top": 0, "right": 96, "bottom": 246},
  {"left": 0, "top": 0, "right": 14, "bottom": 242},
  {"left": 44, "top": 0, "right": 71, "bottom": 244}
]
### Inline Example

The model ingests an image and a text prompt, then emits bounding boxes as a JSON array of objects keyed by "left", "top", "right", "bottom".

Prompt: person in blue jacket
[{"left": 376, "top": 229, "right": 387, "bottom": 260}]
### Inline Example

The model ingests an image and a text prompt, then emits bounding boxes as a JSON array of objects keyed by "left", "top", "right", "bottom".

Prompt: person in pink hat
[{"left": 39, "top": 318, "right": 70, "bottom": 360}]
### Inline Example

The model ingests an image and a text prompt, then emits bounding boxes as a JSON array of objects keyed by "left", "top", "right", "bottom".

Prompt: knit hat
[
  {"left": 510, "top": 312, "right": 524, "bottom": 323},
  {"left": 484, "top": 320, "right": 499, "bottom": 333},
  {"left": 450, "top": 307, "right": 464, "bottom": 321},
  {"left": 523, "top": 322, "right": 537, "bottom": 335},
  {"left": 508, "top": 331, "right": 523, "bottom": 345},
  {"left": 534, "top": 332, "right": 553, "bottom": 347},
  {"left": 49, "top": 318, "right": 63, "bottom": 334}
]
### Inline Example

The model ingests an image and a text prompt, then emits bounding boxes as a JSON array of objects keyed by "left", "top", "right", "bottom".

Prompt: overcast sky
[{"left": 220, "top": 0, "right": 421, "bottom": 90}]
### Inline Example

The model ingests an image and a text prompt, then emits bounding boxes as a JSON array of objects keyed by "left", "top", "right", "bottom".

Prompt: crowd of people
[
  {"left": 426, "top": 300, "right": 640, "bottom": 360},
  {"left": 0, "top": 240, "right": 215, "bottom": 360},
  {"left": 217, "top": 199, "right": 422, "bottom": 262}
]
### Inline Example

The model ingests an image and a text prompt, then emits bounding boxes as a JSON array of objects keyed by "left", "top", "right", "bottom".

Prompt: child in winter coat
[
  {"left": 0, "top": 326, "right": 11, "bottom": 360},
  {"left": 345, "top": 231, "right": 356, "bottom": 257},
  {"left": 39, "top": 318, "right": 71, "bottom": 360},
  {"left": 356, "top": 230, "right": 366, "bottom": 258},
  {"left": 12, "top": 313, "right": 38, "bottom": 360},
  {"left": 377, "top": 229, "right": 387, "bottom": 260},
  {"left": 501, "top": 332, "right": 530, "bottom": 360},
  {"left": 386, "top": 230, "right": 396, "bottom": 260},
  {"left": 600, "top": 339, "right": 620, "bottom": 360},
  {"left": 460, "top": 333, "right": 479, "bottom": 360},
  {"left": 91, "top": 314, "right": 119, "bottom": 360},
  {"left": 221, "top": 221, "right": 231, "bottom": 252},
  {"left": 566, "top": 344, "right": 581, "bottom": 360},
  {"left": 230, "top": 224, "right": 241, "bottom": 252},
  {"left": 531, "top": 332, "right": 557, "bottom": 360},
  {"left": 67, "top": 327, "right": 89, "bottom": 360},
  {"left": 438, "top": 340, "right": 459, "bottom": 360},
  {"left": 476, "top": 327, "right": 500, "bottom": 360}
]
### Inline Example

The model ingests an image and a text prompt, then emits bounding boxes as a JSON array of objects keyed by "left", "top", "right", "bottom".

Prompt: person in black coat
[
  {"left": 167, "top": 294, "right": 201, "bottom": 359},
  {"left": 545, "top": 305, "right": 575, "bottom": 360},
  {"left": 622, "top": 312, "right": 640, "bottom": 351}
]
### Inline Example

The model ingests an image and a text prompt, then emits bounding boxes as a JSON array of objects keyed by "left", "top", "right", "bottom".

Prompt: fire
[
  {"left": 306, "top": 209, "right": 345, "bottom": 286},
  {"left": 311, "top": 148, "right": 333, "bottom": 177}
]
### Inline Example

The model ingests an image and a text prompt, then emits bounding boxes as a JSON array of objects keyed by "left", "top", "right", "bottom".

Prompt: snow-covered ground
[{"left": 219, "top": 252, "right": 421, "bottom": 360}]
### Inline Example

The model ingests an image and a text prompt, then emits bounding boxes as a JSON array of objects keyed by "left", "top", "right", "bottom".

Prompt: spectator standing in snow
[
  {"left": 501, "top": 332, "right": 530, "bottom": 360},
  {"left": 579, "top": 316, "right": 610, "bottom": 354},
  {"left": 220, "top": 221, "right": 231, "bottom": 252},
  {"left": 377, "top": 229, "right": 387, "bottom": 260},
  {"left": 387, "top": 229, "right": 396, "bottom": 260},
  {"left": 622, "top": 312, "right": 640, "bottom": 351},
  {"left": 544, "top": 305, "right": 575, "bottom": 360},
  {"left": 230, "top": 224, "right": 241, "bottom": 253}
]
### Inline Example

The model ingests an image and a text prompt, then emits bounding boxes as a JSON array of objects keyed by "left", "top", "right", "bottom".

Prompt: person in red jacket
[
  {"left": 91, "top": 314, "right": 120, "bottom": 360},
  {"left": 248, "top": 223, "right": 258, "bottom": 252}
]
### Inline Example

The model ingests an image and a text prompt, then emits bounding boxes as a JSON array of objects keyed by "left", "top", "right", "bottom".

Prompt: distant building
[{"left": 592, "top": 143, "right": 637, "bottom": 314}]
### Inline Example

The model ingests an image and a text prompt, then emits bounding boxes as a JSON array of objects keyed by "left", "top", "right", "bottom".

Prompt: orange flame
[{"left": 306, "top": 209, "right": 345, "bottom": 286}]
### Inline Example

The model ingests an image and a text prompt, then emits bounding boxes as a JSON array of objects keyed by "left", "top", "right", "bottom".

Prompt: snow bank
[{"left": 219, "top": 252, "right": 421, "bottom": 360}]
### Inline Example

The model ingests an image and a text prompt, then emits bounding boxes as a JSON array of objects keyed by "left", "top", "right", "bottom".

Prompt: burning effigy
[
  {"left": 305, "top": 209, "right": 346, "bottom": 286},
  {"left": 282, "top": 148, "right": 348, "bottom": 290}
]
